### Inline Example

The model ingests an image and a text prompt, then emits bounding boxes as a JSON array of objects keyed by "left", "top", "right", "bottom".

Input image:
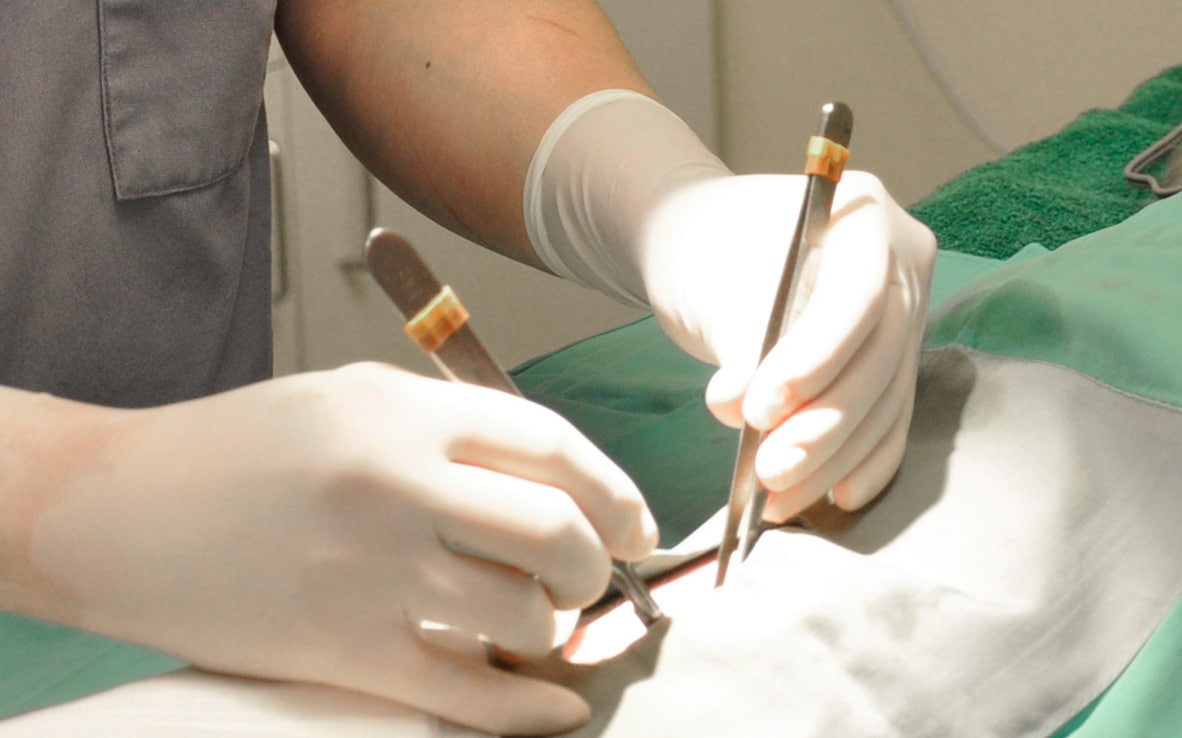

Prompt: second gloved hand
[
  {"left": 523, "top": 91, "right": 935, "bottom": 522},
  {"left": 19, "top": 364, "right": 657, "bottom": 736},
  {"left": 643, "top": 171, "right": 937, "bottom": 520}
]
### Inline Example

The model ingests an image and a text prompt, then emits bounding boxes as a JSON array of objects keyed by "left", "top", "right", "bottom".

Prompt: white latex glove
[
  {"left": 525, "top": 91, "right": 936, "bottom": 520},
  {"left": 16, "top": 363, "right": 657, "bottom": 736},
  {"left": 645, "top": 172, "right": 937, "bottom": 518}
]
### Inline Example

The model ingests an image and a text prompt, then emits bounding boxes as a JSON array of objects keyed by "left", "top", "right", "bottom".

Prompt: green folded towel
[{"left": 911, "top": 64, "right": 1182, "bottom": 259}]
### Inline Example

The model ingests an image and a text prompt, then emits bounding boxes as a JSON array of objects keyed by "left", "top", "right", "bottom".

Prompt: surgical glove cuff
[{"left": 523, "top": 89, "right": 729, "bottom": 308}]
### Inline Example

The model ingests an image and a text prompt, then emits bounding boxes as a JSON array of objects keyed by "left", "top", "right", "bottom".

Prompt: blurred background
[{"left": 264, "top": 0, "right": 1179, "bottom": 377}]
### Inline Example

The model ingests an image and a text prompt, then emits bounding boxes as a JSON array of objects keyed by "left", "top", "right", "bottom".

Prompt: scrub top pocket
[{"left": 97, "top": 0, "right": 276, "bottom": 200}]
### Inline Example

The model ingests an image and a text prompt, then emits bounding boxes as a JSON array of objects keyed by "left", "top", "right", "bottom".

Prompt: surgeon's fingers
[
  {"left": 447, "top": 394, "right": 658, "bottom": 562},
  {"left": 761, "top": 326, "right": 921, "bottom": 521},
  {"left": 740, "top": 191, "right": 892, "bottom": 431},
  {"left": 404, "top": 552, "right": 560, "bottom": 659},
  {"left": 830, "top": 384, "right": 915, "bottom": 511},
  {"left": 752, "top": 283, "right": 909, "bottom": 490},
  {"left": 435, "top": 463, "right": 615, "bottom": 611},
  {"left": 355, "top": 633, "right": 591, "bottom": 736},
  {"left": 704, "top": 358, "right": 758, "bottom": 430}
]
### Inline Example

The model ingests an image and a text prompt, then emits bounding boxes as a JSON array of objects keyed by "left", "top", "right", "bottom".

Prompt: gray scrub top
[{"left": 1, "top": 1, "right": 278, "bottom": 408}]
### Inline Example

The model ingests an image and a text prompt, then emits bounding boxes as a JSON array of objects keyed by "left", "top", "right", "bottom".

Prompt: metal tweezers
[
  {"left": 1124, "top": 122, "right": 1182, "bottom": 197},
  {"left": 365, "top": 229, "right": 664, "bottom": 628},
  {"left": 714, "top": 102, "right": 854, "bottom": 587}
]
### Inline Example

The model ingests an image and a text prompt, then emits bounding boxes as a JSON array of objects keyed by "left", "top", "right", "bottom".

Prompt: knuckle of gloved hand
[
  {"left": 765, "top": 483, "right": 822, "bottom": 522},
  {"left": 602, "top": 492, "right": 653, "bottom": 557},
  {"left": 534, "top": 423, "right": 580, "bottom": 469},
  {"left": 532, "top": 512, "right": 613, "bottom": 608},
  {"left": 519, "top": 402, "right": 589, "bottom": 464},
  {"left": 832, "top": 473, "right": 882, "bottom": 512},
  {"left": 332, "top": 360, "right": 403, "bottom": 391},
  {"left": 841, "top": 170, "right": 887, "bottom": 201},
  {"left": 744, "top": 358, "right": 804, "bottom": 422},
  {"left": 525, "top": 409, "right": 647, "bottom": 528},
  {"left": 755, "top": 429, "right": 826, "bottom": 491},
  {"left": 916, "top": 227, "right": 939, "bottom": 275},
  {"left": 496, "top": 587, "right": 559, "bottom": 659},
  {"left": 829, "top": 481, "right": 861, "bottom": 511},
  {"left": 899, "top": 214, "right": 938, "bottom": 270},
  {"left": 322, "top": 361, "right": 407, "bottom": 420}
]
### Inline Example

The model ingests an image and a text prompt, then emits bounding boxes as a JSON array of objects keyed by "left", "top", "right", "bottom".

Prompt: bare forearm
[{"left": 274, "top": 0, "right": 655, "bottom": 266}]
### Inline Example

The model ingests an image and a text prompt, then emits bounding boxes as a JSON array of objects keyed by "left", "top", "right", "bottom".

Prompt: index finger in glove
[
  {"left": 434, "top": 463, "right": 615, "bottom": 611},
  {"left": 741, "top": 188, "right": 892, "bottom": 430},
  {"left": 347, "top": 633, "right": 592, "bottom": 736},
  {"left": 444, "top": 385, "right": 658, "bottom": 563}
]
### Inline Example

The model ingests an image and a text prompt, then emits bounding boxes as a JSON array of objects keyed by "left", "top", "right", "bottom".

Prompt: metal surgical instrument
[
  {"left": 1124, "top": 121, "right": 1182, "bottom": 197},
  {"left": 364, "top": 229, "right": 664, "bottom": 627},
  {"left": 715, "top": 102, "right": 854, "bottom": 587}
]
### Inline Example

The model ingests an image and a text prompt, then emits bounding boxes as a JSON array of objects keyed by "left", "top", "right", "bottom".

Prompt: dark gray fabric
[{"left": 0, "top": 1, "right": 277, "bottom": 408}]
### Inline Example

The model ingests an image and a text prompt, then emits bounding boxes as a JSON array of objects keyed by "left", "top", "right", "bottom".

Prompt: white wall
[{"left": 718, "top": 0, "right": 1180, "bottom": 205}]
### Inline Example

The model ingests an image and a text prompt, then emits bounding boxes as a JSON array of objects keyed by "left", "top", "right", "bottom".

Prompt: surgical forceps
[
  {"left": 365, "top": 229, "right": 664, "bottom": 627},
  {"left": 715, "top": 102, "right": 854, "bottom": 587},
  {"left": 1124, "top": 122, "right": 1182, "bottom": 197}
]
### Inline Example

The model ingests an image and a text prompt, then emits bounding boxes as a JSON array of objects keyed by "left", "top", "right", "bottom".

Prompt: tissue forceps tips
[{"left": 612, "top": 562, "right": 664, "bottom": 626}]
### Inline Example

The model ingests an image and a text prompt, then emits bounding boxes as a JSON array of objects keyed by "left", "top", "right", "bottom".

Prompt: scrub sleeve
[{"left": 0, "top": 1, "right": 277, "bottom": 408}]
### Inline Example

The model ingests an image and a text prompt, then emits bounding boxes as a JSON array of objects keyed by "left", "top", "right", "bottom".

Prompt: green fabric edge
[
  {"left": 0, "top": 614, "right": 183, "bottom": 716},
  {"left": 924, "top": 193, "right": 1182, "bottom": 408},
  {"left": 925, "top": 196, "right": 1182, "bottom": 738},
  {"left": 1052, "top": 598, "right": 1182, "bottom": 738}
]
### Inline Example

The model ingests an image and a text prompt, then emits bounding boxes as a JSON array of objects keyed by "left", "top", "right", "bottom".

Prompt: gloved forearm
[{"left": 523, "top": 90, "right": 731, "bottom": 309}]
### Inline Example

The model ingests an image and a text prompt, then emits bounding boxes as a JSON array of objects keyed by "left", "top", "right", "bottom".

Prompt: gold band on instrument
[
  {"left": 404, "top": 285, "right": 470, "bottom": 354},
  {"left": 804, "top": 135, "right": 850, "bottom": 182}
]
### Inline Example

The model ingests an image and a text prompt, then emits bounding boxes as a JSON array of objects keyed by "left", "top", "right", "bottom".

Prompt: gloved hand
[
  {"left": 16, "top": 363, "right": 656, "bottom": 736},
  {"left": 644, "top": 171, "right": 937, "bottom": 519},
  {"left": 525, "top": 91, "right": 936, "bottom": 521}
]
